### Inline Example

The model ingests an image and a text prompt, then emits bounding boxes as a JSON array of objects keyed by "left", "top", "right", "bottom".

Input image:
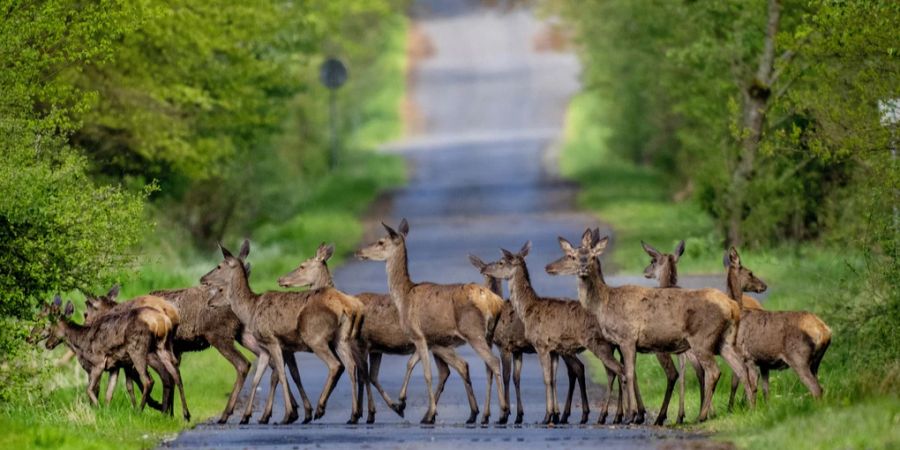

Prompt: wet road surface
[{"left": 164, "top": 0, "right": 731, "bottom": 448}]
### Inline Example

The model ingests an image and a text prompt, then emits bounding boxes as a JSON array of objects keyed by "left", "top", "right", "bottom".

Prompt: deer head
[
  {"left": 480, "top": 241, "right": 531, "bottom": 280},
  {"left": 545, "top": 228, "right": 608, "bottom": 278},
  {"left": 356, "top": 218, "right": 409, "bottom": 261},
  {"left": 724, "top": 247, "right": 767, "bottom": 293},
  {"left": 84, "top": 284, "right": 121, "bottom": 323},
  {"left": 201, "top": 239, "right": 251, "bottom": 307},
  {"left": 642, "top": 240, "right": 684, "bottom": 286},
  {"left": 278, "top": 243, "right": 335, "bottom": 289},
  {"left": 41, "top": 296, "right": 74, "bottom": 350}
]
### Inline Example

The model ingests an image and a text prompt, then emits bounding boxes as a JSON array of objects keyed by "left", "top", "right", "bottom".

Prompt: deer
[
  {"left": 355, "top": 218, "right": 510, "bottom": 424},
  {"left": 82, "top": 286, "right": 181, "bottom": 412},
  {"left": 201, "top": 241, "right": 368, "bottom": 425},
  {"left": 546, "top": 229, "right": 756, "bottom": 422},
  {"left": 37, "top": 296, "right": 189, "bottom": 420},
  {"left": 278, "top": 243, "right": 483, "bottom": 424},
  {"left": 468, "top": 253, "right": 591, "bottom": 425},
  {"left": 476, "top": 242, "right": 636, "bottom": 425},
  {"left": 724, "top": 247, "right": 831, "bottom": 407}
]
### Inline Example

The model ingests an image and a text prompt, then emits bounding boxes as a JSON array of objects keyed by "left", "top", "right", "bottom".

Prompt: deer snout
[{"left": 354, "top": 250, "right": 368, "bottom": 260}]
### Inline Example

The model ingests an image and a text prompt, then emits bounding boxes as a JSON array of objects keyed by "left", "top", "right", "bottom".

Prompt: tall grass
[{"left": 561, "top": 93, "right": 899, "bottom": 449}]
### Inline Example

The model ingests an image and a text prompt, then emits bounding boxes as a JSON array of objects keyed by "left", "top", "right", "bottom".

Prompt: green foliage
[{"left": 551, "top": 0, "right": 899, "bottom": 249}]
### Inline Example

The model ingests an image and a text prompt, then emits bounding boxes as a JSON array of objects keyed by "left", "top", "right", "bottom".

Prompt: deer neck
[
  {"left": 658, "top": 260, "right": 678, "bottom": 288},
  {"left": 726, "top": 268, "right": 744, "bottom": 310},
  {"left": 229, "top": 268, "right": 259, "bottom": 325},
  {"left": 508, "top": 262, "right": 538, "bottom": 320},
  {"left": 385, "top": 242, "right": 414, "bottom": 308},
  {"left": 578, "top": 259, "right": 610, "bottom": 311},
  {"left": 314, "top": 264, "right": 335, "bottom": 290},
  {"left": 60, "top": 321, "right": 90, "bottom": 355},
  {"left": 483, "top": 275, "right": 502, "bottom": 297}
]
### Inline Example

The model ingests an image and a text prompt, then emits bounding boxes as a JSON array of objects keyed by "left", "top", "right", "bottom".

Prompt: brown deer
[
  {"left": 83, "top": 286, "right": 181, "bottom": 412},
  {"left": 546, "top": 229, "right": 755, "bottom": 422},
  {"left": 201, "top": 242, "right": 367, "bottom": 425},
  {"left": 477, "top": 242, "right": 633, "bottom": 425},
  {"left": 724, "top": 247, "right": 831, "bottom": 407},
  {"left": 39, "top": 296, "right": 189, "bottom": 420},
  {"left": 278, "top": 243, "right": 482, "bottom": 424},
  {"left": 641, "top": 240, "right": 706, "bottom": 424},
  {"left": 355, "top": 219, "right": 510, "bottom": 424},
  {"left": 468, "top": 254, "right": 591, "bottom": 425}
]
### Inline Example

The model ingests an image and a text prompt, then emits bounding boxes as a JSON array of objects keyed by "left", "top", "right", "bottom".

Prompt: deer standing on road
[
  {"left": 278, "top": 243, "right": 483, "bottom": 424},
  {"left": 356, "top": 219, "right": 510, "bottom": 424},
  {"left": 546, "top": 229, "right": 756, "bottom": 422}
]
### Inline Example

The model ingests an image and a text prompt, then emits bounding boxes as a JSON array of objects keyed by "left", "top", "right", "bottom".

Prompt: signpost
[{"left": 320, "top": 58, "right": 348, "bottom": 170}]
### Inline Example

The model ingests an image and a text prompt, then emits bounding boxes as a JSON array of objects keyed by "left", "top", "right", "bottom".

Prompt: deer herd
[{"left": 29, "top": 218, "right": 832, "bottom": 428}]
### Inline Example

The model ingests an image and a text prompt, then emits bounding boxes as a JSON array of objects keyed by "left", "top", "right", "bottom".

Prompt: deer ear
[
  {"left": 674, "top": 240, "right": 685, "bottom": 260},
  {"left": 519, "top": 241, "right": 531, "bottom": 258},
  {"left": 592, "top": 236, "right": 609, "bottom": 255},
  {"left": 239, "top": 239, "right": 251, "bottom": 261},
  {"left": 219, "top": 242, "right": 235, "bottom": 260},
  {"left": 641, "top": 241, "right": 660, "bottom": 259},
  {"left": 52, "top": 295, "right": 62, "bottom": 307},
  {"left": 381, "top": 222, "right": 399, "bottom": 239},
  {"left": 592, "top": 228, "right": 602, "bottom": 246},
  {"left": 468, "top": 254, "right": 486, "bottom": 270},
  {"left": 107, "top": 284, "right": 120, "bottom": 299},
  {"left": 728, "top": 246, "right": 740, "bottom": 266},
  {"left": 723, "top": 250, "right": 730, "bottom": 268},
  {"left": 398, "top": 218, "right": 409, "bottom": 237},
  {"left": 500, "top": 248, "right": 515, "bottom": 260},
  {"left": 317, "top": 243, "right": 335, "bottom": 262},
  {"left": 558, "top": 237, "right": 575, "bottom": 254},
  {"left": 581, "top": 229, "right": 594, "bottom": 247},
  {"left": 64, "top": 301, "right": 75, "bottom": 317}
]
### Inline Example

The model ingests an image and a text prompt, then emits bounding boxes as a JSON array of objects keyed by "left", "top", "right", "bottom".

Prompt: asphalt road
[{"left": 164, "top": 1, "right": 731, "bottom": 448}]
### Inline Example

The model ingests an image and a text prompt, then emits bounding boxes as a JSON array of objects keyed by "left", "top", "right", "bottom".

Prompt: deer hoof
[
  {"left": 676, "top": 415, "right": 684, "bottom": 425},
  {"left": 420, "top": 411, "right": 436, "bottom": 425},
  {"left": 653, "top": 414, "right": 666, "bottom": 426},
  {"left": 258, "top": 416, "right": 270, "bottom": 425},
  {"left": 551, "top": 413, "right": 561, "bottom": 425},
  {"left": 217, "top": 416, "right": 228, "bottom": 425},
  {"left": 465, "top": 411, "right": 477, "bottom": 424},
  {"left": 239, "top": 416, "right": 251, "bottom": 425},
  {"left": 366, "top": 412, "right": 376, "bottom": 424},
  {"left": 596, "top": 413, "right": 607, "bottom": 425},
  {"left": 514, "top": 412, "right": 524, "bottom": 425},
  {"left": 346, "top": 418, "right": 359, "bottom": 425},
  {"left": 314, "top": 405, "right": 326, "bottom": 420},
  {"left": 612, "top": 413, "right": 623, "bottom": 424},
  {"left": 281, "top": 410, "right": 299, "bottom": 425},
  {"left": 540, "top": 413, "right": 551, "bottom": 425},
  {"left": 390, "top": 402, "right": 405, "bottom": 417},
  {"left": 183, "top": 412, "right": 191, "bottom": 422},
  {"left": 580, "top": 412, "right": 589, "bottom": 424},
  {"left": 559, "top": 413, "right": 569, "bottom": 424},
  {"left": 634, "top": 411, "right": 645, "bottom": 424}
]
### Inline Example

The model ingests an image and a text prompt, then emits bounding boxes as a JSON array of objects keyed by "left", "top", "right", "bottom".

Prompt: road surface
[{"left": 164, "top": 0, "right": 728, "bottom": 448}]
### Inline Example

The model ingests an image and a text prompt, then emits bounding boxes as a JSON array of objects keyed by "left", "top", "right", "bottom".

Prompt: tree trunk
[{"left": 727, "top": 0, "right": 781, "bottom": 246}]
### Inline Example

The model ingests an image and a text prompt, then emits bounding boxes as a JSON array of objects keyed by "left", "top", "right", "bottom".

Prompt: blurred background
[{"left": 1, "top": 0, "right": 896, "bottom": 449}]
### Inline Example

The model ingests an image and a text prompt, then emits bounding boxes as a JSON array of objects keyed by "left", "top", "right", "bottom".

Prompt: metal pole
[{"left": 329, "top": 88, "right": 338, "bottom": 170}]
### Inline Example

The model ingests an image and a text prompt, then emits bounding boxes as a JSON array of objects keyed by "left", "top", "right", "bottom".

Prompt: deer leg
[
  {"left": 210, "top": 338, "right": 251, "bottom": 424},
  {"left": 676, "top": 353, "right": 686, "bottom": 424},
  {"left": 654, "top": 353, "right": 678, "bottom": 426},
  {"left": 588, "top": 343, "right": 624, "bottom": 424},
  {"left": 334, "top": 329, "right": 362, "bottom": 424},
  {"left": 500, "top": 349, "right": 512, "bottom": 423},
  {"left": 158, "top": 349, "right": 190, "bottom": 421},
  {"left": 86, "top": 365, "right": 104, "bottom": 406},
  {"left": 105, "top": 370, "right": 119, "bottom": 405},
  {"left": 307, "top": 339, "right": 343, "bottom": 422},
  {"left": 466, "top": 334, "right": 507, "bottom": 424},
  {"left": 728, "top": 368, "right": 740, "bottom": 411},
  {"left": 431, "top": 346, "right": 479, "bottom": 425},
  {"left": 133, "top": 357, "right": 154, "bottom": 412},
  {"left": 537, "top": 350, "right": 554, "bottom": 425},
  {"left": 369, "top": 352, "right": 401, "bottom": 417},
  {"left": 396, "top": 352, "right": 420, "bottom": 416},
  {"left": 559, "top": 355, "right": 574, "bottom": 424},
  {"left": 364, "top": 351, "right": 378, "bottom": 423},
  {"left": 619, "top": 345, "right": 640, "bottom": 424},
  {"left": 760, "top": 367, "right": 770, "bottom": 401},
  {"left": 413, "top": 338, "right": 437, "bottom": 424},
  {"left": 241, "top": 351, "right": 270, "bottom": 424},
  {"left": 787, "top": 355, "right": 823, "bottom": 399},
  {"left": 563, "top": 354, "right": 589, "bottom": 424},
  {"left": 692, "top": 350, "right": 720, "bottom": 422},
  {"left": 549, "top": 353, "right": 560, "bottom": 424},
  {"left": 267, "top": 343, "right": 298, "bottom": 425},
  {"left": 720, "top": 344, "right": 755, "bottom": 409},
  {"left": 286, "top": 354, "right": 313, "bottom": 423},
  {"left": 259, "top": 367, "right": 279, "bottom": 424},
  {"left": 482, "top": 362, "right": 494, "bottom": 425},
  {"left": 513, "top": 352, "right": 525, "bottom": 425}
]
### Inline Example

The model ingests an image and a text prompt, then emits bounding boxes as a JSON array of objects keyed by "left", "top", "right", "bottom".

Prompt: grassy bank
[
  {"left": 0, "top": 15, "right": 409, "bottom": 450},
  {"left": 561, "top": 94, "right": 899, "bottom": 449}
]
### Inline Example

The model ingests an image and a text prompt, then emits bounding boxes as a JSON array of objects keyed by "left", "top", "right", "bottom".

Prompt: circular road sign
[{"left": 320, "top": 58, "right": 348, "bottom": 90}]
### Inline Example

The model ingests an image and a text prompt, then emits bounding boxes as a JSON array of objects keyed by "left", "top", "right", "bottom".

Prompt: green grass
[
  {"left": 1, "top": 15, "right": 409, "bottom": 450},
  {"left": 563, "top": 93, "right": 899, "bottom": 449}
]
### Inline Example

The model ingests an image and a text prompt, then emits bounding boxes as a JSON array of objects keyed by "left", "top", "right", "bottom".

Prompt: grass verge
[{"left": 561, "top": 93, "right": 899, "bottom": 449}]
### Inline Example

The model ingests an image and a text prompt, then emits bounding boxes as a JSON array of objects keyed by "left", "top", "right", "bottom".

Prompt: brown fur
[
  {"left": 546, "top": 229, "right": 755, "bottom": 422},
  {"left": 42, "top": 298, "right": 189, "bottom": 420},
  {"left": 279, "top": 244, "right": 481, "bottom": 424},
  {"left": 470, "top": 254, "right": 590, "bottom": 425},
  {"left": 724, "top": 247, "right": 832, "bottom": 406},
  {"left": 356, "top": 219, "right": 510, "bottom": 424},
  {"left": 202, "top": 243, "right": 367, "bottom": 425}
]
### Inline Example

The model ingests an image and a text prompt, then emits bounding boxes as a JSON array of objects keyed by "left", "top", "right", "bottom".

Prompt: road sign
[{"left": 320, "top": 58, "right": 348, "bottom": 90}]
